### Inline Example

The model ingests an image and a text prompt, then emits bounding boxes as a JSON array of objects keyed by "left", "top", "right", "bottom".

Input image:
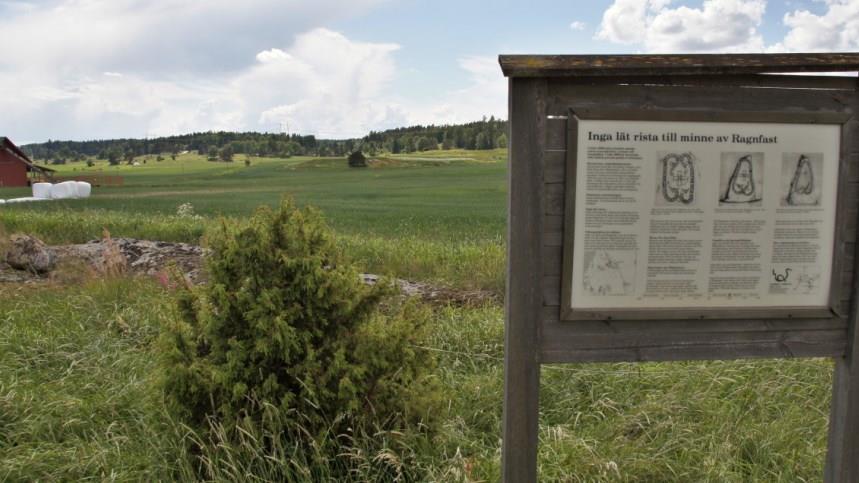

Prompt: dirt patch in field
[
  {"left": 364, "top": 158, "right": 449, "bottom": 168},
  {"left": 366, "top": 158, "right": 403, "bottom": 168},
  {"left": 103, "top": 187, "right": 273, "bottom": 199},
  {"left": 291, "top": 158, "right": 342, "bottom": 170},
  {"left": 394, "top": 156, "right": 474, "bottom": 162}
]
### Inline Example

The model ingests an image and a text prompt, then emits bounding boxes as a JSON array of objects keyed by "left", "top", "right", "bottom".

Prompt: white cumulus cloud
[
  {"left": 0, "top": 0, "right": 507, "bottom": 142},
  {"left": 248, "top": 29, "right": 407, "bottom": 138},
  {"left": 596, "top": 0, "right": 650, "bottom": 44},
  {"left": 772, "top": 0, "right": 859, "bottom": 52},
  {"left": 0, "top": 0, "right": 402, "bottom": 141},
  {"left": 0, "top": 0, "right": 389, "bottom": 76},
  {"left": 596, "top": 0, "right": 766, "bottom": 53},
  {"left": 407, "top": 55, "right": 507, "bottom": 127},
  {"left": 596, "top": 0, "right": 859, "bottom": 54},
  {"left": 255, "top": 49, "right": 292, "bottom": 64}
]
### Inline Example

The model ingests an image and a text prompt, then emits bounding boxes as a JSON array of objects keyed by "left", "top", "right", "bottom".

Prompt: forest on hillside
[{"left": 22, "top": 118, "right": 507, "bottom": 164}]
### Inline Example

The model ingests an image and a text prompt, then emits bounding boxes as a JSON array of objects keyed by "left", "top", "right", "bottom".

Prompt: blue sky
[{"left": 0, "top": 0, "right": 856, "bottom": 143}]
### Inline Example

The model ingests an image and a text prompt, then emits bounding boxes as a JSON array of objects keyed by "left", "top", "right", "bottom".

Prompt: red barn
[{"left": 0, "top": 137, "right": 54, "bottom": 187}]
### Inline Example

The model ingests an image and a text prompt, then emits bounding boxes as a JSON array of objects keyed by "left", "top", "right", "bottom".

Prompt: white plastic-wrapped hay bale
[
  {"left": 6, "top": 197, "right": 50, "bottom": 203},
  {"left": 75, "top": 181, "right": 92, "bottom": 198},
  {"left": 32, "top": 182, "right": 52, "bottom": 199},
  {"left": 0, "top": 199, "right": 6, "bottom": 205},
  {"left": 50, "top": 181, "right": 79, "bottom": 199}
]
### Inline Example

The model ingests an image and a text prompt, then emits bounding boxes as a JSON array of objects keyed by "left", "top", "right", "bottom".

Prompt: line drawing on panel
[
  {"left": 782, "top": 153, "right": 823, "bottom": 206},
  {"left": 720, "top": 153, "right": 764, "bottom": 205},
  {"left": 656, "top": 152, "right": 696, "bottom": 205},
  {"left": 583, "top": 250, "right": 636, "bottom": 296},
  {"left": 769, "top": 266, "right": 821, "bottom": 295},
  {"left": 793, "top": 268, "right": 821, "bottom": 295}
]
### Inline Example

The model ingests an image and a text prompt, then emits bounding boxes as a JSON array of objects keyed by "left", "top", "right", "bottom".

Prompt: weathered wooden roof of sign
[{"left": 498, "top": 53, "right": 859, "bottom": 77}]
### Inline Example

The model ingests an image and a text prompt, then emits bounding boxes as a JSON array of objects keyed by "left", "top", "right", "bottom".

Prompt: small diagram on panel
[
  {"left": 792, "top": 268, "right": 821, "bottom": 295},
  {"left": 719, "top": 152, "right": 764, "bottom": 205},
  {"left": 781, "top": 153, "right": 823, "bottom": 207},
  {"left": 583, "top": 249, "right": 636, "bottom": 296},
  {"left": 655, "top": 152, "right": 697, "bottom": 206},
  {"left": 769, "top": 265, "right": 820, "bottom": 295}
]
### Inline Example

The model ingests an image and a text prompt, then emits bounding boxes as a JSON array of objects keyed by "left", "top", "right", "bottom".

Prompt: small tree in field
[
  {"left": 107, "top": 149, "right": 121, "bottom": 166},
  {"left": 219, "top": 145, "right": 234, "bottom": 162},
  {"left": 347, "top": 150, "right": 367, "bottom": 168},
  {"left": 159, "top": 199, "right": 437, "bottom": 473}
]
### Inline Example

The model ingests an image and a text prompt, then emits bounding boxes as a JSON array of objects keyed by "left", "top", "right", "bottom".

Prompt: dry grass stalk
[
  {"left": 0, "top": 224, "right": 10, "bottom": 262},
  {"left": 100, "top": 227, "right": 127, "bottom": 276}
]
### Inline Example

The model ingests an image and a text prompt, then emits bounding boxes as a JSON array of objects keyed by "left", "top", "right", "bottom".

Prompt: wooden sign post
[{"left": 499, "top": 53, "right": 859, "bottom": 482}]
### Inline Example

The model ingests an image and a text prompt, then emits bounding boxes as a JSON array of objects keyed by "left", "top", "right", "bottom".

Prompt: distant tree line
[
  {"left": 23, "top": 132, "right": 324, "bottom": 164},
  {"left": 21, "top": 117, "right": 509, "bottom": 163},
  {"left": 361, "top": 117, "right": 507, "bottom": 154}
]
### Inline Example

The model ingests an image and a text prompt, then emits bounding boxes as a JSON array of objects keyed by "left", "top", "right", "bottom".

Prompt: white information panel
[{"left": 570, "top": 119, "right": 840, "bottom": 310}]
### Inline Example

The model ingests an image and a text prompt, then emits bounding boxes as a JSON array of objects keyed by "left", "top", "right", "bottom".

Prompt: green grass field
[
  {"left": 1, "top": 150, "right": 508, "bottom": 292},
  {"left": 2, "top": 150, "right": 507, "bottom": 241},
  {"left": 0, "top": 150, "right": 836, "bottom": 481}
]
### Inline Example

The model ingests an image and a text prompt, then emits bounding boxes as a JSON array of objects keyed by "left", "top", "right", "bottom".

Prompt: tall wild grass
[
  {"left": 0, "top": 208, "right": 505, "bottom": 294},
  {"left": 0, "top": 278, "right": 835, "bottom": 481}
]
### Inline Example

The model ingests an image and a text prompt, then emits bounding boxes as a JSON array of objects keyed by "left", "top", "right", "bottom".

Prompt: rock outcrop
[
  {"left": 2, "top": 235, "right": 497, "bottom": 306},
  {"left": 5, "top": 234, "right": 56, "bottom": 273},
  {"left": 53, "top": 238, "right": 206, "bottom": 282}
]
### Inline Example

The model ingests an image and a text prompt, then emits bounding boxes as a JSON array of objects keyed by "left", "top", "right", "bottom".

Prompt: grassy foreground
[
  {"left": 0, "top": 149, "right": 837, "bottom": 480},
  {"left": 0, "top": 278, "right": 832, "bottom": 481}
]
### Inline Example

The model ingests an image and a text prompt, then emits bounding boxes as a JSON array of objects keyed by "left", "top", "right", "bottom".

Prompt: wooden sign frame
[{"left": 499, "top": 53, "right": 859, "bottom": 483}]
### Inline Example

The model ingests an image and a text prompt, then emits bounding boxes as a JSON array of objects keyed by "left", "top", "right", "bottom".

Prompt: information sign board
[{"left": 566, "top": 119, "right": 840, "bottom": 317}]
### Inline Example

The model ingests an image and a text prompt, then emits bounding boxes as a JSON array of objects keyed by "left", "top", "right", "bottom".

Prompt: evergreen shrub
[{"left": 159, "top": 199, "right": 438, "bottom": 464}]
